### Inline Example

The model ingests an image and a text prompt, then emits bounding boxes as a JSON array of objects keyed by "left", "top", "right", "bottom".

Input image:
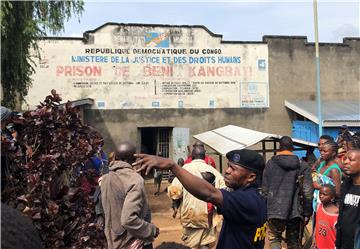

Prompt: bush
[{"left": 1, "top": 90, "right": 106, "bottom": 248}]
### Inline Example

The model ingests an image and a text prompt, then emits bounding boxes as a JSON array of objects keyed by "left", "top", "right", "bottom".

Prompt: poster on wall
[
  {"left": 27, "top": 24, "right": 269, "bottom": 109},
  {"left": 172, "top": 127, "right": 190, "bottom": 162}
]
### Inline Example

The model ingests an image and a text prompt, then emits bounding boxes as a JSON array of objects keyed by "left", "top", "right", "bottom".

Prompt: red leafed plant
[{"left": 1, "top": 90, "right": 106, "bottom": 248}]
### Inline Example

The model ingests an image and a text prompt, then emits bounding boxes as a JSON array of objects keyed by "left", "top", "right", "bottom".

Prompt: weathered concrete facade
[
  {"left": 27, "top": 23, "right": 360, "bottom": 157},
  {"left": 264, "top": 36, "right": 360, "bottom": 134},
  {"left": 84, "top": 108, "right": 269, "bottom": 153},
  {"left": 84, "top": 36, "right": 360, "bottom": 154}
]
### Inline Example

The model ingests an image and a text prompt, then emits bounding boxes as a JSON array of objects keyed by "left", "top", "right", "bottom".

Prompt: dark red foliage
[{"left": 1, "top": 90, "right": 106, "bottom": 248}]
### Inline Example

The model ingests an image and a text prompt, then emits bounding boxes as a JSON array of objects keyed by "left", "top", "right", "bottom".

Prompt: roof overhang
[
  {"left": 285, "top": 100, "right": 360, "bottom": 127},
  {"left": 193, "top": 125, "right": 317, "bottom": 156}
]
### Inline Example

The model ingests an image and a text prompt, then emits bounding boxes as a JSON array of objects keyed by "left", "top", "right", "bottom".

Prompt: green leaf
[{"left": 1, "top": 0, "right": 84, "bottom": 108}]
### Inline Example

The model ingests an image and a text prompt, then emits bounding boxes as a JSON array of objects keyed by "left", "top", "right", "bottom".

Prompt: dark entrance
[
  {"left": 139, "top": 127, "right": 171, "bottom": 157},
  {"left": 140, "top": 128, "right": 158, "bottom": 155}
]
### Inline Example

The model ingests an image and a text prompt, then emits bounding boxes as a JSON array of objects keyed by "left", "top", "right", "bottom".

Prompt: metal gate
[
  {"left": 157, "top": 128, "right": 171, "bottom": 158},
  {"left": 157, "top": 128, "right": 171, "bottom": 179}
]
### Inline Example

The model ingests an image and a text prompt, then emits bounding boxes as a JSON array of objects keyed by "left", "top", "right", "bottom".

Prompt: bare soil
[{"left": 145, "top": 180, "right": 183, "bottom": 247}]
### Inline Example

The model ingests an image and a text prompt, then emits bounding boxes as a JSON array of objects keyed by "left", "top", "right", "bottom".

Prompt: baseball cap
[{"left": 226, "top": 149, "right": 265, "bottom": 174}]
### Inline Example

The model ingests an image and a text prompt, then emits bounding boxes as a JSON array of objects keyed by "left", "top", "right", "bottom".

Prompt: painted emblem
[
  {"left": 233, "top": 153, "right": 241, "bottom": 163},
  {"left": 145, "top": 32, "right": 170, "bottom": 47}
]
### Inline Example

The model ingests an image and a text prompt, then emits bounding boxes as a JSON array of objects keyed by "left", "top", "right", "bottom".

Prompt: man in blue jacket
[{"left": 134, "top": 149, "right": 267, "bottom": 249}]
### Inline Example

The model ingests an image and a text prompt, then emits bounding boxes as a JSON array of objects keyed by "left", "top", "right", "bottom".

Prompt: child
[
  {"left": 314, "top": 184, "right": 339, "bottom": 249},
  {"left": 154, "top": 152, "right": 164, "bottom": 196},
  {"left": 153, "top": 169, "right": 163, "bottom": 196},
  {"left": 201, "top": 171, "right": 216, "bottom": 228},
  {"left": 169, "top": 158, "right": 184, "bottom": 218}
]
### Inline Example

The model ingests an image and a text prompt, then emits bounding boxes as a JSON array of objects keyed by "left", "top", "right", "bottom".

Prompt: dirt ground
[
  {"left": 146, "top": 180, "right": 313, "bottom": 249},
  {"left": 145, "top": 180, "right": 184, "bottom": 247}
]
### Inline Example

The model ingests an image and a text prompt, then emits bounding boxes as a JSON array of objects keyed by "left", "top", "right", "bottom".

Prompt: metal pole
[
  {"left": 262, "top": 140, "right": 266, "bottom": 161},
  {"left": 219, "top": 155, "right": 223, "bottom": 174},
  {"left": 313, "top": 0, "right": 323, "bottom": 137}
]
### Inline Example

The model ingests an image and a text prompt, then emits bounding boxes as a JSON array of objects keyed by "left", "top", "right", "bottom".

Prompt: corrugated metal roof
[
  {"left": 193, "top": 125, "right": 316, "bottom": 156},
  {"left": 285, "top": 100, "right": 360, "bottom": 127}
]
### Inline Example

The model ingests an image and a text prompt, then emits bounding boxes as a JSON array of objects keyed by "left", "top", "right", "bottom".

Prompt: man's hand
[
  {"left": 133, "top": 154, "right": 176, "bottom": 176},
  {"left": 135, "top": 154, "right": 224, "bottom": 207}
]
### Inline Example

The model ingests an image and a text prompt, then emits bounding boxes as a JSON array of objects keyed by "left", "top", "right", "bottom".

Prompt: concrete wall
[
  {"left": 25, "top": 23, "right": 360, "bottom": 155},
  {"left": 26, "top": 24, "right": 269, "bottom": 110},
  {"left": 263, "top": 36, "right": 360, "bottom": 135},
  {"left": 83, "top": 36, "right": 360, "bottom": 154},
  {"left": 84, "top": 108, "right": 268, "bottom": 153}
]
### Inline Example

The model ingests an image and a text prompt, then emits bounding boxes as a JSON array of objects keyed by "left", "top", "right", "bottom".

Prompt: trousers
[{"left": 268, "top": 218, "right": 301, "bottom": 249}]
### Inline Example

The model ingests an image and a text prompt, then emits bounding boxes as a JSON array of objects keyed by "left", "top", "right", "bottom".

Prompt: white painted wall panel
[{"left": 26, "top": 24, "right": 269, "bottom": 109}]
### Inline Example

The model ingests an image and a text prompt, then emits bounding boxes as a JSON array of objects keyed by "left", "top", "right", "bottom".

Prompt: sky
[{"left": 59, "top": 1, "right": 359, "bottom": 43}]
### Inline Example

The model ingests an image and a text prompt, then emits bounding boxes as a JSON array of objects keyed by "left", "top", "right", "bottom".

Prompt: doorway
[{"left": 139, "top": 127, "right": 172, "bottom": 158}]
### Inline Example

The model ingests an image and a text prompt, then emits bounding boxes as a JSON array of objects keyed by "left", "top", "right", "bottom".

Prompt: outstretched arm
[{"left": 134, "top": 154, "right": 223, "bottom": 207}]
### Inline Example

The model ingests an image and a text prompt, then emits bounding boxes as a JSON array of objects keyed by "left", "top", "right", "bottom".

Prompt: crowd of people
[
  {"left": 1, "top": 105, "right": 360, "bottom": 249},
  {"left": 132, "top": 130, "right": 360, "bottom": 249}
]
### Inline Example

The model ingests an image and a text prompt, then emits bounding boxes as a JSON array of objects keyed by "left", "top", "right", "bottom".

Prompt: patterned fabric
[{"left": 312, "top": 161, "right": 341, "bottom": 211}]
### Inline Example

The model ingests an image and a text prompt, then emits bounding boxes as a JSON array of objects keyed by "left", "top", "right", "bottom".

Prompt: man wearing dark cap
[
  {"left": 134, "top": 149, "right": 267, "bottom": 249},
  {"left": 262, "top": 136, "right": 313, "bottom": 249},
  {"left": 101, "top": 142, "right": 159, "bottom": 249}
]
